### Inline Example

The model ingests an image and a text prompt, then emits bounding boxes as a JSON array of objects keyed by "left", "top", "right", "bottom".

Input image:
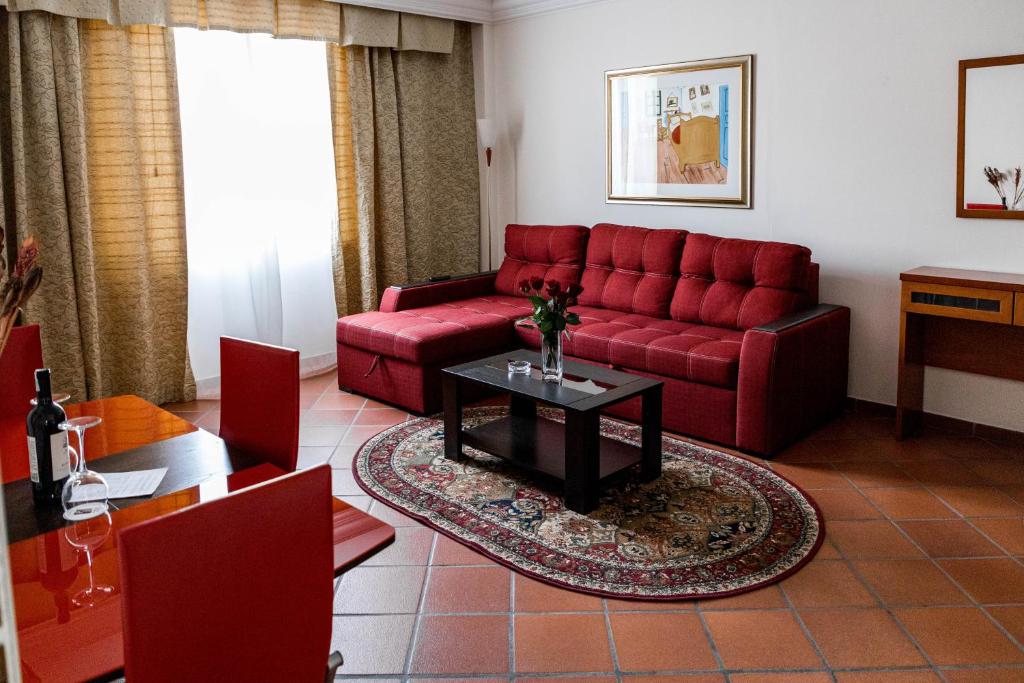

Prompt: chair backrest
[
  {"left": 0, "top": 324, "right": 43, "bottom": 419},
  {"left": 219, "top": 336, "right": 299, "bottom": 471},
  {"left": 0, "top": 321, "right": 43, "bottom": 421},
  {"left": 118, "top": 465, "right": 333, "bottom": 683}
]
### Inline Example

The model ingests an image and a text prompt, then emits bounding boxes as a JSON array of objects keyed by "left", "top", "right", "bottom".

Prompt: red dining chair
[
  {"left": 118, "top": 464, "right": 342, "bottom": 682},
  {"left": 219, "top": 336, "right": 300, "bottom": 471},
  {"left": 0, "top": 323, "right": 43, "bottom": 418}
]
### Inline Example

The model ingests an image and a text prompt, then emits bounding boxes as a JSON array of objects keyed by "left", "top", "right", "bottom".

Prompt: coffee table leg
[
  {"left": 509, "top": 393, "right": 537, "bottom": 419},
  {"left": 641, "top": 385, "right": 662, "bottom": 480},
  {"left": 443, "top": 374, "right": 462, "bottom": 461},
  {"left": 564, "top": 409, "right": 599, "bottom": 514}
]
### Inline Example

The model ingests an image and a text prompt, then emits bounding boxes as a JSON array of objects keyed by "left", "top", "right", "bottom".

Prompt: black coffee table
[{"left": 441, "top": 349, "right": 663, "bottom": 513}]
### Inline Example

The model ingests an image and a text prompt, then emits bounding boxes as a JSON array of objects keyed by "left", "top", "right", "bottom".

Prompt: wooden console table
[{"left": 897, "top": 266, "right": 1024, "bottom": 438}]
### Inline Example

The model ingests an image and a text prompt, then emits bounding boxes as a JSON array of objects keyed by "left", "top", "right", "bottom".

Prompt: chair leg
[{"left": 324, "top": 651, "right": 344, "bottom": 682}]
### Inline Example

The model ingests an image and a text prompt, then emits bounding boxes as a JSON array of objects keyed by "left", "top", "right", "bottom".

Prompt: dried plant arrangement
[
  {"left": 0, "top": 230, "right": 43, "bottom": 357},
  {"left": 1013, "top": 167, "right": 1023, "bottom": 210},
  {"left": 984, "top": 166, "right": 1009, "bottom": 207}
]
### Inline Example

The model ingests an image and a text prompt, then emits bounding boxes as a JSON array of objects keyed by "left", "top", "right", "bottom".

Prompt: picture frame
[
  {"left": 956, "top": 53, "right": 1024, "bottom": 220},
  {"left": 606, "top": 54, "right": 752, "bottom": 208}
]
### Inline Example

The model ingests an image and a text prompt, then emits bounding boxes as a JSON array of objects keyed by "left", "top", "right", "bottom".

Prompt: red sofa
[{"left": 336, "top": 223, "right": 850, "bottom": 456}]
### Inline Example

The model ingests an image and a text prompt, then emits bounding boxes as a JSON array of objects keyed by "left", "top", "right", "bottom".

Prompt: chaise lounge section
[{"left": 336, "top": 223, "right": 850, "bottom": 456}]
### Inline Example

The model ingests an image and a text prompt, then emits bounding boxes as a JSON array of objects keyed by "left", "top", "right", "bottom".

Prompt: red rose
[
  {"left": 529, "top": 275, "right": 545, "bottom": 290},
  {"left": 545, "top": 280, "right": 561, "bottom": 296},
  {"left": 518, "top": 279, "right": 530, "bottom": 293},
  {"left": 565, "top": 283, "right": 583, "bottom": 298}
]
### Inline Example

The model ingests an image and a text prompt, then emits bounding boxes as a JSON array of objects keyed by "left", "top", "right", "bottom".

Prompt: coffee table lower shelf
[{"left": 460, "top": 414, "right": 643, "bottom": 483}]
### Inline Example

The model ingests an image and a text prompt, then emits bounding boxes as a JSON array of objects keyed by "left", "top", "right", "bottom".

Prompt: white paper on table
[{"left": 69, "top": 468, "right": 168, "bottom": 502}]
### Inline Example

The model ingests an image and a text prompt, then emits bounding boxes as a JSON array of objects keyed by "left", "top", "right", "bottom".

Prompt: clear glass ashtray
[{"left": 507, "top": 359, "right": 532, "bottom": 375}]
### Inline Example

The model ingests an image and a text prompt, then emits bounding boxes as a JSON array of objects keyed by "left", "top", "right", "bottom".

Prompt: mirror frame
[{"left": 957, "top": 53, "right": 1024, "bottom": 220}]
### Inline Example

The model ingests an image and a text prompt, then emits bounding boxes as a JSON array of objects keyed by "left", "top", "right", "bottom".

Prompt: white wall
[{"left": 486, "top": 0, "right": 1024, "bottom": 431}]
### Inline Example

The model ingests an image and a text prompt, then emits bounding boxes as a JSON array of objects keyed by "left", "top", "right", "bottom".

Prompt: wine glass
[
  {"left": 59, "top": 416, "right": 109, "bottom": 521},
  {"left": 63, "top": 512, "right": 114, "bottom": 608},
  {"left": 30, "top": 392, "right": 71, "bottom": 406}
]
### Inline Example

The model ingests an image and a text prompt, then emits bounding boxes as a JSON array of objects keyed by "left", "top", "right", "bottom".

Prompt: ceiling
[{"left": 340, "top": 0, "right": 605, "bottom": 23}]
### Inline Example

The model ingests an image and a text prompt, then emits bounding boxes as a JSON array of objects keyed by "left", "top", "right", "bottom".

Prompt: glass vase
[{"left": 541, "top": 332, "right": 563, "bottom": 383}]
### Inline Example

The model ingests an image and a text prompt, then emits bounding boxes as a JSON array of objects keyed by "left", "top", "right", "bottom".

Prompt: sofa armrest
[
  {"left": 737, "top": 304, "right": 850, "bottom": 456},
  {"left": 752, "top": 304, "right": 843, "bottom": 333},
  {"left": 379, "top": 271, "right": 499, "bottom": 312}
]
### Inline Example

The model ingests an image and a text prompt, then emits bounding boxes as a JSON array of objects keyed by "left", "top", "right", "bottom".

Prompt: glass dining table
[{"left": 0, "top": 395, "right": 394, "bottom": 682}]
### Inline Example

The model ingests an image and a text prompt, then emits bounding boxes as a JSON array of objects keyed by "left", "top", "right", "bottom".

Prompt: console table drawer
[
  {"left": 1015, "top": 293, "right": 1024, "bottom": 327},
  {"left": 901, "top": 282, "right": 1013, "bottom": 324}
]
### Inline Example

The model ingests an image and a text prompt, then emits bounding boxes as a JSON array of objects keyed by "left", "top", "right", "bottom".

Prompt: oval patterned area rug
[{"left": 353, "top": 406, "right": 823, "bottom": 600}]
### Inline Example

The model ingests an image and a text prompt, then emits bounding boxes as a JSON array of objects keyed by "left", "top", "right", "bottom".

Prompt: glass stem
[{"left": 76, "top": 428, "right": 86, "bottom": 473}]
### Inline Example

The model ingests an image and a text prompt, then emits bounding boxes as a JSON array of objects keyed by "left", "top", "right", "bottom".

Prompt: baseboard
[
  {"left": 846, "top": 397, "right": 1024, "bottom": 447},
  {"left": 194, "top": 351, "right": 337, "bottom": 400}
]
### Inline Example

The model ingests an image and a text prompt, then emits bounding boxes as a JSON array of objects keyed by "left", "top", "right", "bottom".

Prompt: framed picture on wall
[
  {"left": 606, "top": 54, "right": 752, "bottom": 207},
  {"left": 957, "top": 53, "right": 1024, "bottom": 219}
]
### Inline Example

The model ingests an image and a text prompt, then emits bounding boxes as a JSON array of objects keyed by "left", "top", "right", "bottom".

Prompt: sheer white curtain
[{"left": 175, "top": 28, "right": 339, "bottom": 397}]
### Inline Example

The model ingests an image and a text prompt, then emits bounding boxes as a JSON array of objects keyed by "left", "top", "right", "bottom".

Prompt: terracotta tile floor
[{"left": 164, "top": 372, "right": 1024, "bottom": 681}]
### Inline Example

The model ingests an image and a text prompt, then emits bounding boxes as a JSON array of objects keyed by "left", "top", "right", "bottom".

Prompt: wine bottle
[{"left": 26, "top": 369, "right": 70, "bottom": 505}]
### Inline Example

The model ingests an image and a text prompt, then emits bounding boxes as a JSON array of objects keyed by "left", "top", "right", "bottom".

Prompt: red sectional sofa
[{"left": 336, "top": 223, "right": 850, "bottom": 456}]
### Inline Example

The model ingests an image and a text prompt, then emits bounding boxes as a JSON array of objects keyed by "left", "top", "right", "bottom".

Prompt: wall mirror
[{"left": 957, "top": 54, "right": 1024, "bottom": 219}]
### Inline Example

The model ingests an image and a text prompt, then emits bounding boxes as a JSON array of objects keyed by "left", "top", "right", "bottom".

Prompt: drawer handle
[{"left": 910, "top": 291, "right": 1002, "bottom": 312}]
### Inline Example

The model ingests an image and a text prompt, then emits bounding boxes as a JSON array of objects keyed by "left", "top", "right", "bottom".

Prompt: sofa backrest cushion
[
  {"left": 578, "top": 224, "right": 686, "bottom": 318},
  {"left": 670, "top": 233, "right": 812, "bottom": 329},
  {"left": 494, "top": 224, "right": 590, "bottom": 297}
]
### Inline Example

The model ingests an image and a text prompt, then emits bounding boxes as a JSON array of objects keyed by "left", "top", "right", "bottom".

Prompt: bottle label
[
  {"left": 52, "top": 432, "right": 70, "bottom": 480},
  {"left": 27, "top": 433, "right": 70, "bottom": 484},
  {"left": 27, "top": 436, "right": 39, "bottom": 483}
]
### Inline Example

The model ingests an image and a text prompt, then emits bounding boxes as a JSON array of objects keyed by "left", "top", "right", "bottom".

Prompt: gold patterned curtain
[
  {"left": 328, "top": 22, "right": 479, "bottom": 316},
  {"left": 0, "top": 0, "right": 456, "bottom": 52},
  {"left": 0, "top": 9, "right": 194, "bottom": 404}
]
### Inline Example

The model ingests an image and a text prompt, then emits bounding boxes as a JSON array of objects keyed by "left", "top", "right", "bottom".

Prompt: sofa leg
[{"left": 324, "top": 651, "right": 344, "bottom": 681}]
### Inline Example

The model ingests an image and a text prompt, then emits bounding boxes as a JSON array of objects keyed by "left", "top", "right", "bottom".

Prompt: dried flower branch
[
  {"left": 984, "top": 166, "right": 1008, "bottom": 204},
  {"left": 1013, "top": 167, "right": 1023, "bottom": 210},
  {"left": 0, "top": 233, "right": 43, "bottom": 358}
]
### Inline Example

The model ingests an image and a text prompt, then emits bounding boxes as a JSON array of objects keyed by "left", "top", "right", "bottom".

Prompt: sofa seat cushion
[
  {"left": 337, "top": 295, "right": 531, "bottom": 364},
  {"left": 619, "top": 324, "right": 744, "bottom": 388},
  {"left": 448, "top": 294, "right": 535, "bottom": 321},
  {"left": 494, "top": 224, "right": 589, "bottom": 297},
  {"left": 512, "top": 306, "right": 743, "bottom": 388}
]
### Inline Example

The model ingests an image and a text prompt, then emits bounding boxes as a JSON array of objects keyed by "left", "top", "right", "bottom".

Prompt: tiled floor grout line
[
  {"left": 692, "top": 601, "right": 726, "bottom": 677},
  {"left": 832, "top": 458, "right": 1024, "bottom": 674},
  {"left": 809, "top": 483, "right": 945, "bottom": 680},
  {"left": 399, "top": 532, "right": 438, "bottom": 678},
  {"left": 326, "top": 601, "right": 1024, "bottom": 618},
  {"left": 900, "top": 475, "right": 1024, "bottom": 572},
  {"left": 869, "top": 468, "right": 1024, "bottom": 653},
  {"left": 599, "top": 598, "right": 623, "bottom": 683},
  {"left": 332, "top": 663, "right": 1024, "bottom": 680},
  {"left": 773, "top": 579, "right": 835, "bottom": 679},
  {"left": 508, "top": 571, "right": 516, "bottom": 680},
  {"left": 186, "top": 385, "right": 1024, "bottom": 678}
]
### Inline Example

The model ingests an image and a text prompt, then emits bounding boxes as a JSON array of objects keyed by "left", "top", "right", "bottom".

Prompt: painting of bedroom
[
  {"left": 607, "top": 56, "right": 749, "bottom": 206},
  {"left": 656, "top": 82, "right": 728, "bottom": 184}
]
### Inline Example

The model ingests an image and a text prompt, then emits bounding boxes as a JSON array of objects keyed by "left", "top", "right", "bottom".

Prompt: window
[{"left": 175, "top": 29, "right": 339, "bottom": 392}]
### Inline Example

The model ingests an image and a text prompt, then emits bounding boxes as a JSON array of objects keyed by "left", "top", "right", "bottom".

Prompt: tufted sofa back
[
  {"left": 578, "top": 224, "right": 686, "bottom": 318},
  {"left": 494, "top": 224, "right": 590, "bottom": 297},
  {"left": 670, "top": 233, "right": 813, "bottom": 329}
]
